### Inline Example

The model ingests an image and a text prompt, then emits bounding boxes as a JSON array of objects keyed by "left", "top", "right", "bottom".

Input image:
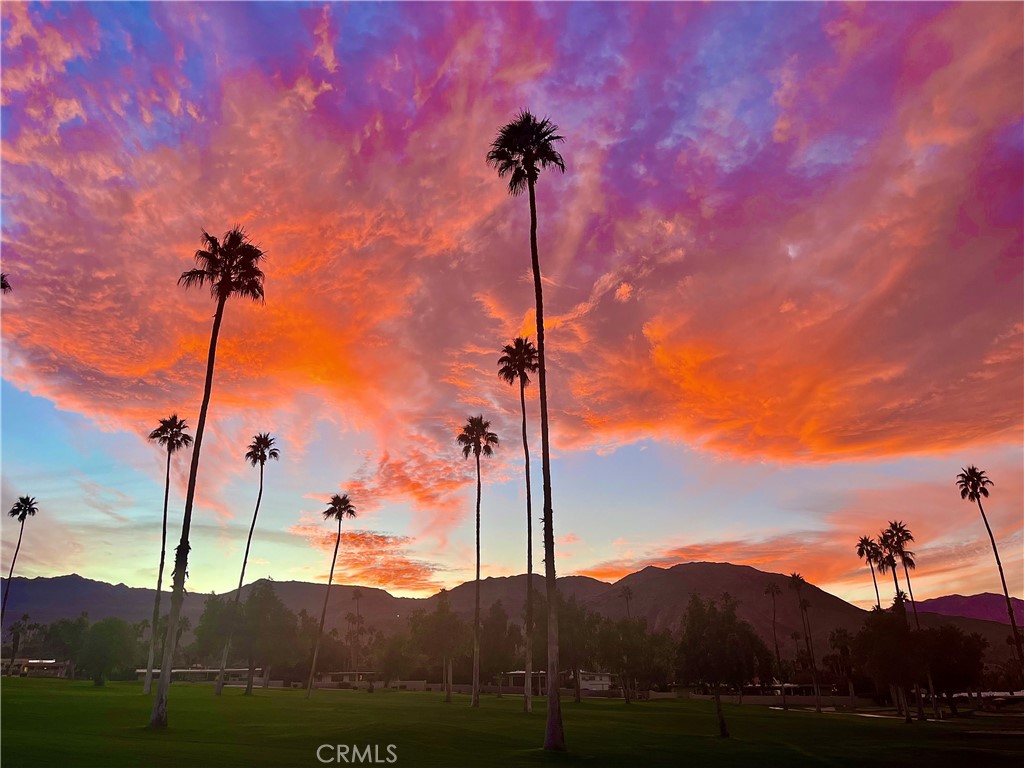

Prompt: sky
[{"left": 1, "top": 1, "right": 1021, "bottom": 608}]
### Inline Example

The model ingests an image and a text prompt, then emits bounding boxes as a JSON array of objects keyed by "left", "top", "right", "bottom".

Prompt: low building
[
  {"left": 134, "top": 667, "right": 259, "bottom": 683},
  {"left": 2, "top": 658, "right": 71, "bottom": 678}
]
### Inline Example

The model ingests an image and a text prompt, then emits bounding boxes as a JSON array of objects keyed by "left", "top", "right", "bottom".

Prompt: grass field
[{"left": 2, "top": 679, "right": 1022, "bottom": 767}]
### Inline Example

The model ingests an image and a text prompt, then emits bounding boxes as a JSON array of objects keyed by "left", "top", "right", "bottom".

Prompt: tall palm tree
[
  {"left": 876, "top": 528, "right": 903, "bottom": 602},
  {"left": 764, "top": 582, "right": 787, "bottom": 710},
  {"left": 1, "top": 273, "right": 11, "bottom": 294},
  {"left": 143, "top": 415, "right": 193, "bottom": 695},
  {"left": 497, "top": 336, "right": 539, "bottom": 713},
  {"left": 149, "top": 227, "right": 266, "bottom": 728},
  {"left": 855, "top": 535, "right": 882, "bottom": 609},
  {"left": 2, "top": 497, "right": 38, "bottom": 624},
  {"left": 457, "top": 415, "right": 499, "bottom": 709},
  {"left": 884, "top": 522, "right": 919, "bottom": 627},
  {"left": 215, "top": 432, "right": 280, "bottom": 696},
  {"left": 788, "top": 573, "right": 821, "bottom": 712},
  {"left": 487, "top": 109, "right": 567, "bottom": 751},
  {"left": 956, "top": 466, "right": 1024, "bottom": 672},
  {"left": 306, "top": 493, "right": 356, "bottom": 699}
]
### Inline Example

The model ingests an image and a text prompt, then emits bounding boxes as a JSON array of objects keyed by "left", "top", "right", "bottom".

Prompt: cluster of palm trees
[{"left": 855, "top": 521, "right": 917, "bottom": 615}]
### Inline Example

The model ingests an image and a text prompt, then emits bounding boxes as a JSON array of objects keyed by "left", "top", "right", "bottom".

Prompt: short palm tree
[
  {"left": 1, "top": 497, "right": 38, "bottom": 624},
  {"left": 764, "top": 582, "right": 787, "bottom": 710},
  {"left": 457, "top": 415, "right": 499, "bottom": 708},
  {"left": 487, "top": 109, "right": 567, "bottom": 751},
  {"left": 143, "top": 415, "right": 193, "bottom": 695},
  {"left": 620, "top": 586, "right": 634, "bottom": 619},
  {"left": 855, "top": 535, "right": 882, "bottom": 609},
  {"left": 149, "top": 227, "right": 266, "bottom": 729},
  {"left": 306, "top": 493, "right": 356, "bottom": 699},
  {"left": 1, "top": 273, "right": 11, "bottom": 294},
  {"left": 957, "top": 466, "right": 1024, "bottom": 671},
  {"left": 497, "top": 336, "right": 539, "bottom": 713},
  {"left": 215, "top": 432, "right": 280, "bottom": 696}
]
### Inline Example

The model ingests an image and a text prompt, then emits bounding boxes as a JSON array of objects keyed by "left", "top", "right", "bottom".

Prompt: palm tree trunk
[
  {"left": 976, "top": 499, "right": 1024, "bottom": 671},
  {"left": 869, "top": 561, "right": 880, "bottom": 609},
  {"left": 245, "top": 650, "right": 255, "bottom": 696},
  {"left": 149, "top": 294, "right": 227, "bottom": 728},
  {"left": 770, "top": 595, "right": 786, "bottom": 710},
  {"left": 472, "top": 451, "right": 481, "bottom": 708},
  {"left": 144, "top": 448, "right": 172, "bottom": 695},
  {"left": 519, "top": 378, "right": 534, "bottom": 715},
  {"left": 1, "top": 519, "right": 26, "bottom": 626},
  {"left": 903, "top": 562, "right": 920, "bottom": 628},
  {"left": 216, "top": 463, "right": 265, "bottom": 696},
  {"left": 445, "top": 656, "right": 452, "bottom": 703},
  {"left": 802, "top": 607, "right": 821, "bottom": 713},
  {"left": 306, "top": 519, "right": 342, "bottom": 699},
  {"left": 528, "top": 178, "right": 565, "bottom": 752}
]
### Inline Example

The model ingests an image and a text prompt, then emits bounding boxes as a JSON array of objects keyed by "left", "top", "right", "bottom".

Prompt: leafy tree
[
  {"left": 375, "top": 631, "right": 411, "bottom": 688},
  {"left": 456, "top": 414, "right": 499, "bottom": 708},
  {"left": 39, "top": 612, "right": 90, "bottom": 678},
  {"left": 853, "top": 600, "right": 915, "bottom": 723},
  {"left": 487, "top": 110, "right": 567, "bottom": 752},
  {"left": 143, "top": 414, "right": 193, "bottom": 694},
  {"left": 956, "top": 466, "right": 1024, "bottom": 672},
  {"left": 238, "top": 582, "right": 296, "bottom": 694},
  {"left": 151, "top": 227, "right": 266, "bottom": 728},
  {"left": 6, "top": 614, "right": 32, "bottom": 675},
  {"left": 409, "top": 590, "right": 468, "bottom": 703},
  {"left": 81, "top": 618, "right": 136, "bottom": 686},
  {"left": 678, "top": 595, "right": 765, "bottom": 738},
  {"left": 497, "top": 336, "right": 539, "bottom": 712},
  {"left": 2, "top": 496, "right": 39, "bottom": 624},
  {"left": 479, "top": 600, "right": 521, "bottom": 693},
  {"left": 215, "top": 432, "right": 281, "bottom": 696},
  {"left": 559, "top": 595, "right": 597, "bottom": 703},
  {"left": 855, "top": 536, "right": 882, "bottom": 609},
  {"left": 919, "top": 625, "right": 987, "bottom": 716},
  {"left": 191, "top": 594, "right": 232, "bottom": 664},
  {"left": 306, "top": 493, "right": 356, "bottom": 699}
]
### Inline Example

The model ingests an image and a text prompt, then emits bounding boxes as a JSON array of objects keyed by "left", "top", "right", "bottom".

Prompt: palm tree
[
  {"left": 620, "top": 586, "right": 634, "bottom": 619},
  {"left": 1, "top": 273, "right": 11, "bottom": 294},
  {"left": 884, "top": 522, "right": 919, "bottom": 627},
  {"left": 788, "top": 573, "right": 821, "bottom": 713},
  {"left": 2, "top": 497, "right": 38, "bottom": 624},
  {"left": 215, "top": 432, "right": 280, "bottom": 696},
  {"left": 956, "top": 466, "right": 1024, "bottom": 672},
  {"left": 876, "top": 528, "right": 903, "bottom": 602},
  {"left": 764, "top": 582, "right": 787, "bottom": 710},
  {"left": 149, "top": 227, "right": 266, "bottom": 728},
  {"left": 855, "top": 535, "right": 882, "bottom": 609},
  {"left": 497, "top": 336, "right": 539, "bottom": 713},
  {"left": 487, "top": 109, "right": 567, "bottom": 751},
  {"left": 143, "top": 415, "right": 193, "bottom": 695},
  {"left": 457, "top": 415, "right": 499, "bottom": 708},
  {"left": 306, "top": 493, "right": 356, "bottom": 699}
]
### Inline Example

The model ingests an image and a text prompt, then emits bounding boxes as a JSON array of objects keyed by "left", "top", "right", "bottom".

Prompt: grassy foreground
[{"left": 2, "top": 678, "right": 1021, "bottom": 767}]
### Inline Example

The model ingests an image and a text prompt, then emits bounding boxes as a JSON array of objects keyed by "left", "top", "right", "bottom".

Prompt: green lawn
[{"left": 2, "top": 679, "right": 1021, "bottom": 767}]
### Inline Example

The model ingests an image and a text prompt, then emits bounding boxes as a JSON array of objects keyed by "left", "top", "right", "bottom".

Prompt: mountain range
[{"left": 2, "top": 563, "right": 1018, "bottom": 664}]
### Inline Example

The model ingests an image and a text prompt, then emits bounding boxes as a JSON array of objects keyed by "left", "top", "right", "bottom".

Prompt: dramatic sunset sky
[{"left": 1, "top": 2, "right": 1021, "bottom": 607}]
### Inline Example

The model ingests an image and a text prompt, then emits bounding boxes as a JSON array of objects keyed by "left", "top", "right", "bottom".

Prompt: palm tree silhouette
[
  {"left": 457, "top": 414, "right": 499, "bottom": 708},
  {"left": 352, "top": 587, "right": 363, "bottom": 675},
  {"left": 956, "top": 466, "right": 1024, "bottom": 671},
  {"left": 764, "top": 582, "right": 787, "bottom": 710},
  {"left": 620, "top": 586, "right": 634, "bottom": 619},
  {"left": 1, "top": 273, "right": 11, "bottom": 294},
  {"left": 497, "top": 336, "right": 539, "bottom": 713},
  {"left": 150, "top": 227, "right": 266, "bottom": 728},
  {"left": 215, "top": 433, "right": 280, "bottom": 696},
  {"left": 855, "top": 535, "right": 882, "bottom": 609},
  {"left": 306, "top": 493, "right": 356, "bottom": 699},
  {"left": 2, "top": 497, "right": 38, "bottom": 624},
  {"left": 788, "top": 573, "right": 821, "bottom": 713},
  {"left": 487, "top": 110, "right": 567, "bottom": 751},
  {"left": 143, "top": 415, "right": 193, "bottom": 695},
  {"left": 884, "top": 522, "right": 919, "bottom": 627},
  {"left": 876, "top": 528, "right": 903, "bottom": 602}
]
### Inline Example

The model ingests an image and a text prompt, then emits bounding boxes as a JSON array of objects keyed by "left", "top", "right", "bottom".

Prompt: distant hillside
[
  {"left": 2, "top": 565, "right": 1016, "bottom": 665},
  {"left": 916, "top": 593, "right": 1024, "bottom": 626}
]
